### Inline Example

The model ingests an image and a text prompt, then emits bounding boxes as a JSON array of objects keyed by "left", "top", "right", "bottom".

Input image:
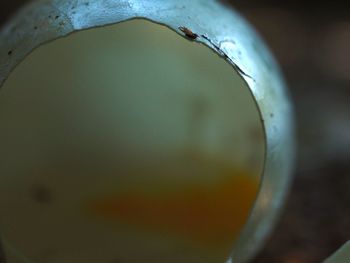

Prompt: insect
[{"left": 179, "top": 27, "right": 198, "bottom": 40}]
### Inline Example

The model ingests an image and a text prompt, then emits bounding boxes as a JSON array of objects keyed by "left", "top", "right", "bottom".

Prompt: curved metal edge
[{"left": 0, "top": 0, "right": 295, "bottom": 262}]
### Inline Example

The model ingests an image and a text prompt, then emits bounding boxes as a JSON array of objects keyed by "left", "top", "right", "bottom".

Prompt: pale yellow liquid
[{"left": 0, "top": 20, "right": 263, "bottom": 263}]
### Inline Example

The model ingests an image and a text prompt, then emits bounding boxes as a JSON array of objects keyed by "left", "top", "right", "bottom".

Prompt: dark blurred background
[{"left": 1, "top": 1, "right": 350, "bottom": 262}]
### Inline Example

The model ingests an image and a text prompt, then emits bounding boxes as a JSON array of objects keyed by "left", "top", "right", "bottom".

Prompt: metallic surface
[{"left": 0, "top": 0, "right": 295, "bottom": 262}]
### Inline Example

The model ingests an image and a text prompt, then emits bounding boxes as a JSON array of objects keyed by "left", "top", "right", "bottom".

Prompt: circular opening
[{"left": 0, "top": 19, "right": 265, "bottom": 263}]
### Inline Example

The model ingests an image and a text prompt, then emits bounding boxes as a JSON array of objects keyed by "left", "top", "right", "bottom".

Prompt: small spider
[{"left": 179, "top": 27, "right": 198, "bottom": 40}]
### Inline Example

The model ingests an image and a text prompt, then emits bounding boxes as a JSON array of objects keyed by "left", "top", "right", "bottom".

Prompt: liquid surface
[{"left": 0, "top": 19, "right": 264, "bottom": 263}]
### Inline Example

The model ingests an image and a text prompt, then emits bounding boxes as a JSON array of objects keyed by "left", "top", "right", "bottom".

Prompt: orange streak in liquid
[{"left": 88, "top": 169, "right": 259, "bottom": 249}]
